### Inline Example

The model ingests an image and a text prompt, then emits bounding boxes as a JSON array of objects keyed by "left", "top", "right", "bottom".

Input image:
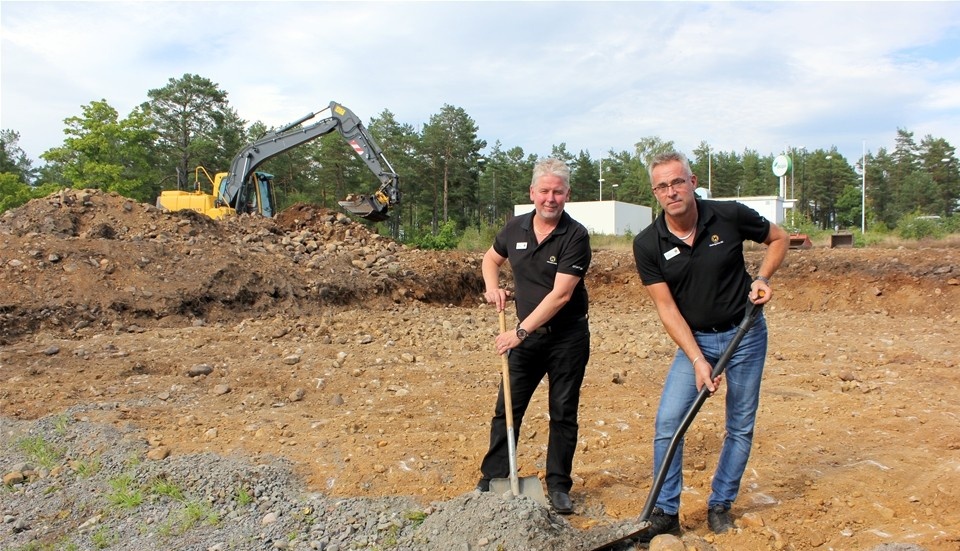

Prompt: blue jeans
[{"left": 652, "top": 314, "right": 767, "bottom": 514}]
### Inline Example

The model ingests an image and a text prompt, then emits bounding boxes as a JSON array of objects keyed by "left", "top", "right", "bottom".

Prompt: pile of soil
[{"left": 1, "top": 189, "right": 958, "bottom": 550}]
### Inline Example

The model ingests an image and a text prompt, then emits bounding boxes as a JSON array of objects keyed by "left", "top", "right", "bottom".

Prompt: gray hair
[
  {"left": 647, "top": 151, "right": 692, "bottom": 182},
  {"left": 531, "top": 158, "right": 571, "bottom": 189}
]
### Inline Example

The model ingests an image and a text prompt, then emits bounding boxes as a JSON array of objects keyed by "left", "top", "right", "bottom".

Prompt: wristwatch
[{"left": 516, "top": 325, "right": 529, "bottom": 341}]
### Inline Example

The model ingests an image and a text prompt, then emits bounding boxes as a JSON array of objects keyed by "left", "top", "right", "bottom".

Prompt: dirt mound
[{"left": 0, "top": 190, "right": 485, "bottom": 341}]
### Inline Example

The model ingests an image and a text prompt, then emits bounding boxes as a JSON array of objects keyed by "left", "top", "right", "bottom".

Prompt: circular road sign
[{"left": 772, "top": 155, "right": 791, "bottom": 177}]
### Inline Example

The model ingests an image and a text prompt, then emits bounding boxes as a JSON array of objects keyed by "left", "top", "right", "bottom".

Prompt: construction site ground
[{"left": 1, "top": 189, "right": 958, "bottom": 550}]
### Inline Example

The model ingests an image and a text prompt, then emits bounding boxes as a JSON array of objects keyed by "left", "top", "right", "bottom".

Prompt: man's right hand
[
  {"left": 695, "top": 360, "right": 720, "bottom": 394},
  {"left": 484, "top": 288, "right": 511, "bottom": 311}
]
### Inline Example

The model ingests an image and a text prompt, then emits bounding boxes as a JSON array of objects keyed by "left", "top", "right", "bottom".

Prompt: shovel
[
  {"left": 585, "top": 297, "right": 765, "bottom": 550},
  {"left": 489, "top": 310, "right": 549, "bottom": 507}
]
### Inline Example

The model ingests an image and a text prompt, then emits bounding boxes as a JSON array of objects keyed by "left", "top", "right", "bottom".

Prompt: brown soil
[{"left": 2, "top": 189, "right": 959, "bottom": 550}]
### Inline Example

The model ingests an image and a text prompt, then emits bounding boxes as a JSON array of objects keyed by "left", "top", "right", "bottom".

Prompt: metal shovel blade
[
  {"left": 489, "top": 310, "right": 548, "bottom": 508},
  {"left": 580, "top": 519, "right": 653, "bottom": 551},
  {"left": 489, "top": 475, "right": 549, "bottom": 507}
]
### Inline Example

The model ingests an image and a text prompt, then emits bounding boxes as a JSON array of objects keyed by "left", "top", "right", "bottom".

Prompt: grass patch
[
  {"left": 90, "top": 526, "right": 118, "bottom": 549},
  {"left": 589, "top": 233, "right": 634, "bottom": 250},
  {"left": 16, "top": 436, "right": 66, "bottom": 469},
  {"left": 157, "top": 499, "right": 220, "bottom": 538},
  {"left": 10, "top": 539, "right": 80, "bottom": 551},
  {"left": 404, "top": 510, "right": 427, "bottom": 527},
  {"left": 53, "top": 414, "right": 71, "bottom": 436},
  {"left": 234, "top": 486, "right": 254, "bottom": 506},
  {"left": 179, "top": 500, "right": 220, "bottom": 531},
  {"left": 148, "top": 476, "right": 185, "bottom": 502},
  {"left": 106, "top": 474, "right": 143, "bottom": 509},
  {"left": 73, "top": 456, "right": 101, "bottom": 479}
]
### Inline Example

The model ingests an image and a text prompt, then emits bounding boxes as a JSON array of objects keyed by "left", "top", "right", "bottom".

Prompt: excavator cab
[{"left": 249, "top": 172, "right": 275, "bottom": 218}]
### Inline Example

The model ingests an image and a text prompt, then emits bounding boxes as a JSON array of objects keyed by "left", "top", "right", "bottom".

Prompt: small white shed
[{"left": 712, "top": 195, "right": 787, "bottom": 225}]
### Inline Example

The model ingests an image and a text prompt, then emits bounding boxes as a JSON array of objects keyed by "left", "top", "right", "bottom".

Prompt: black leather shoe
[
  {"left": 708, "top": 504, "right": 734, "bottom": 534},
  {"left": 475, "top": 478, "right": 490, "bottom": 492},
  {"left": 548, "top": 491, "right": 574, "bottom": 514},
  {"left": 635, "top": 506, "right": 680, "bottom": 543}
]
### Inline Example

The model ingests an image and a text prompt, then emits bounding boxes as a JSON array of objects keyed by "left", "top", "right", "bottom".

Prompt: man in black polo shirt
[
  {"left": 632, "top": 151, "right": 788, "bottom": 539},
  {"left": 476, "top": 157, "right": 591, "bottom": 515}
]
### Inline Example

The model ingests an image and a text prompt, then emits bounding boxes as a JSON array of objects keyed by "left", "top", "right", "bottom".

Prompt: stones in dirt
[{"left": 0, "top": 190, "right": 485, "bottom": 340}]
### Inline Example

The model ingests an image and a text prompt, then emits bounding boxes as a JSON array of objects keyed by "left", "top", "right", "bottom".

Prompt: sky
[{"left": 3, "top": 1, "right": 960, "bottom": 173}]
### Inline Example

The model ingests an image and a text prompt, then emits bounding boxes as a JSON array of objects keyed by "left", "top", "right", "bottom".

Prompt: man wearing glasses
[{"left": 631, "top": 151, "right": 788, "bottom": 541}]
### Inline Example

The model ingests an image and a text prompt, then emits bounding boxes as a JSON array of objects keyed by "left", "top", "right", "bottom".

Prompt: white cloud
[{"left": 2, "top": 1, "right": 959, "bottom": 168}]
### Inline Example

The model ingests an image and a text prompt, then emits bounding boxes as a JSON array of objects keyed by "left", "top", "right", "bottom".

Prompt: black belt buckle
[
  {"left": 697, "top": 314, "right": 741, "bottom": 333},
  {"left": 707, "top": 321, "right": 736, "bottom": 332},
  {"left": 533, "top": 315, "right": 588, "bottom": 335}
]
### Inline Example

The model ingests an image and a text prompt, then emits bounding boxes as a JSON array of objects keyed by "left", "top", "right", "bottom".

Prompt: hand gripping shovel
[
  {"left": 584, "top": 298, "right": 764, "bottom": 551},
  {"left": 489, "top": 310, "right": 549, "bottom": 507}
]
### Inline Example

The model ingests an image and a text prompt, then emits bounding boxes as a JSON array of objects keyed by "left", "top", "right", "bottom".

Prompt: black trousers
[{"left": 479, "top": 320, "right": 590, "bottom": 493}]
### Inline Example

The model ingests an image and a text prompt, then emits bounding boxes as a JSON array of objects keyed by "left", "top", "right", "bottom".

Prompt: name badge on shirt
[
  {"left": 664, "top": 246, "right": 680, "bottom": 260},
  {"left": 517, "top": 242, "right": 528, "bottom": 250}
]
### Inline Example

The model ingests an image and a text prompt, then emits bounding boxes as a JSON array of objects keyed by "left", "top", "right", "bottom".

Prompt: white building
[
  {"left": 712, "top": 195, "right": 788, "bottom": 225},
  {"left": 513, "top": 200, "right": 652, "bottom": 236},
  {"left": 512, "top": 193, "right": 787, "bottom": 237}
]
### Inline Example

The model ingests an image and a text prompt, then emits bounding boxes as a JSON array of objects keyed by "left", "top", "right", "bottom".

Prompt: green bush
[
  {"left": 897, "top": 212, "right": 946, "bottom": 240},
  {"left": 404, "top": 220, "right": 461, "bottom": 250},
  {"left": 457, "top": 221, "right": 499, "bottom": 251}
]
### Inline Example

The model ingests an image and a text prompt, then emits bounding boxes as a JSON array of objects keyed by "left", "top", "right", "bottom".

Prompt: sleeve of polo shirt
[
  {"left": 558, "top": 226, "right": 591, "bottom": 278},
  {"left": 633, "top": 230, "right": 664, "bottom": 285},
  {"left": 736, "top": 202, "right": 772, "bottom": 243},
  {"left": 492, "top": 229, "right": 509, "bottom": 258}
]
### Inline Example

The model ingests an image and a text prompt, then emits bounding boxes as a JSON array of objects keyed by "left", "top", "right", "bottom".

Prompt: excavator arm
[{"left": 217, "top": 101, "right": 400, "bottom": 221}]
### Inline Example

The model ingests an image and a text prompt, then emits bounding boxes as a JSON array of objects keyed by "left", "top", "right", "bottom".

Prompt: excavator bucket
[
  {"left": 789, "top": 233, "right": 813, "bottom": 249},
  {"left": 338, "top": 194, "right": 390, "bottom": 222}
]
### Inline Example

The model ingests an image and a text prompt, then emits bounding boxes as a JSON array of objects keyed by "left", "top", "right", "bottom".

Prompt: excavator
[{"left": 156, "top": 101, "right": 400, "bottom": 222}]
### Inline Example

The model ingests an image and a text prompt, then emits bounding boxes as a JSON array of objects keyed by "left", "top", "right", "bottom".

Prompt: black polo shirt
[
  {"left": 633, "top": 199, "right": 769, "bottom": 330},
  {"left": 494, "top": 209, "right": 591, "bottom": 327}
]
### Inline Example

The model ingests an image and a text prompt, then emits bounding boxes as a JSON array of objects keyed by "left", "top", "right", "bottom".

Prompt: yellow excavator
[{"left": 156, "top": 101, "right": 400, "bottom": 222}]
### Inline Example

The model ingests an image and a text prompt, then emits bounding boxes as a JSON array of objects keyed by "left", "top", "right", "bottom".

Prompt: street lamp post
[
  {"left": 861, "top": 141, "right": 866, "bottom": 234},
  {"left": 612, "top": 183, "right": 619, "bottom": 201},
  {"left": 791, "top": 146, "right": 804, "bottom": 227},
  {"left": 825, "top": 155, "right": 834, "bottom": 230},
  {"left": 598, "top": 155, "right": 604, "bottom": 201},
  {"left": 706, "top": 145, "right": 712, "bottom": 193}
]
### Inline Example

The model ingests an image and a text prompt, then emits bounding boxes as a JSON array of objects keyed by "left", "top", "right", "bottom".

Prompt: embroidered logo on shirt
[
  {"left": 709, "top": 234, "right": 724, "bottom": 247},
  {"left": 548, "top": 256, "right": 558, "bottom": 265}
]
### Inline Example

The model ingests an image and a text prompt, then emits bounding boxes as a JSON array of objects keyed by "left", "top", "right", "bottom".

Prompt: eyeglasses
[{"left": 652, "top": 178, "right": 688, "bottom": 195}]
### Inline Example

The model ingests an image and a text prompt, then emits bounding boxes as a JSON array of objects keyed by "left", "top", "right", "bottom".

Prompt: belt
[
  {"left": 533, "top": 315, "right": 589, "bottom": 334},
  {"left": 692, "top": 313, "right": 742, "bottom": 333}
]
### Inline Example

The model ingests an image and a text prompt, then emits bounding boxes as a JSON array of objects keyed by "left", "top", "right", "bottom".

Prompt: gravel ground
[
  {"left": 1, "top": 406, "right": 592, "bottom": 551},
  {"left": 2, "top": 407, "right": 932, "bottom": 551}
]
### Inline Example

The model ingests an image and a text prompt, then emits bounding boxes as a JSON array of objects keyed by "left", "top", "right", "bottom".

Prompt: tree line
[{"left": 2, "top": 73, "right": 957, "bottom": 242}]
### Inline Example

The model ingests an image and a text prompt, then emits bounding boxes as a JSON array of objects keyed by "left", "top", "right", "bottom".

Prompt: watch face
[{"left": 516, "top": 328, "right": 528, "bottom": 340}]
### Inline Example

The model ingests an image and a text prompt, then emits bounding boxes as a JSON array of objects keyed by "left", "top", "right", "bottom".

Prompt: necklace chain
[{"left": 671, "top": 216, "right": 698, "bottom": 241}]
